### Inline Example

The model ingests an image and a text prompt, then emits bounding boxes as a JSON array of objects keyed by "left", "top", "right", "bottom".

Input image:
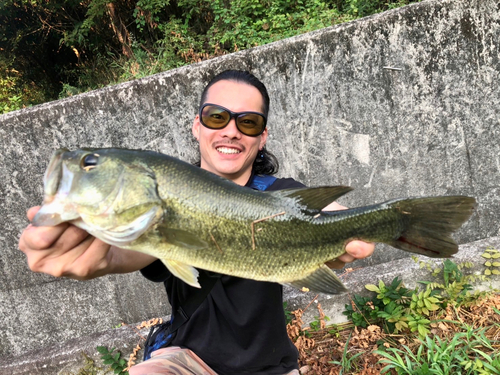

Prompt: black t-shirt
[{"left": 140, "top": 176, "right": 305, "bottom": 375}]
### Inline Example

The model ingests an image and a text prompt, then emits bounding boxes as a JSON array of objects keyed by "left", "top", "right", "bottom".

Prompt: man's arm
[
  {"left": 322, "top": 201, "right": 375, "bottom": 269},
  {"left": 18, "top": 206, "right": 157, "bottom": 280}
]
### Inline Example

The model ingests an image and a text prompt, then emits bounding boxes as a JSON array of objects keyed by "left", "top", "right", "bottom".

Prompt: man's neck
[
  {"left": 222, "top": 169, "right": 252, "bottom": 187},
  {"left": 199, "top": 162, "right": 253, "bottom": 186}
]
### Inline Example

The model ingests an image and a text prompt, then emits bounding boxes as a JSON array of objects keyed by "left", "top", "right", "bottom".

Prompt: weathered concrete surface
[
  {"left": 0, "top": 319, "right": 155, "bottom": 375},
  {"left": 1, "top": 0, "right": 499, "bottom": 361},
  {"left": 0, "top": 236, "right": 498, "bottom": 374}
]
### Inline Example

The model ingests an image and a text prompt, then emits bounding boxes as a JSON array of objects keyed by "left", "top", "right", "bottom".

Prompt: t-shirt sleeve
[
  {"left": 140, "top": 259, "right": 171, "bottom": 282},
  {"left": 266, "top": 177, "right": 306, "bottom": 191}
]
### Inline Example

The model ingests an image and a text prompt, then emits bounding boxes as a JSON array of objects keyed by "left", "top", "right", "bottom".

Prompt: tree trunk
[{"left": 106, "top": 3, "right": 134, "bottom": 58}]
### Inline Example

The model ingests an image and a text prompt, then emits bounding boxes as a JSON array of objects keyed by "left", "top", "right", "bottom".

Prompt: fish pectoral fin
[
  {"left": 287, "top": 265, "right": 348, "bottom": 294},
  {"left": 162, "top": 259, "right": 201, "bottom": 288},
  {"left": 274, "top": 186, "right": 353, "bottom": 212},
  {"left": 156, "top": 226, "right": 208, "bottom": 250}
]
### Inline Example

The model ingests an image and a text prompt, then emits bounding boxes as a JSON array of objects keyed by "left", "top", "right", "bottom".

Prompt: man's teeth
[{"left": 217, "top": 147, "right": 241, "bottom": 154}]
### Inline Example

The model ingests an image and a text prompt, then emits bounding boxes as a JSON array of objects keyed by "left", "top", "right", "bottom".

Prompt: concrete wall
[{"left": 1, "top": 0, "right": 499, "bottom": 358}]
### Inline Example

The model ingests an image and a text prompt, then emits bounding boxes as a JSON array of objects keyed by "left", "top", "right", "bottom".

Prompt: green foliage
[
  {"left": 206, "top": 0, "right": 348, "bottom": 50},
  {"left": 365, "top": 277, "right": 412, "bottom": 306},
  {"left": 482, "top": 246, "right": 500, "bottom": 276},
  {"left": 344, "top": 0, "right": 416, "bottom": 17},
  {"left": 343, "top": 293, "right": 379, "bottom": 328},
  {"left": 283, "top": 301, "right": 293, "bottom": 325},
  {"left": 420, "top": 258, "right": 487, "bottom": 308},
  {"left": 0, "top": 57, "right": 45, "bottom": 113},
  {"left": 309, "top": 314, "right": 330, "bottom": 331},
  {"left": 0, "top": 0, "right": 423, "bottom": 113},
  {"left": 344, "top": 256, "right": 496, "bottom": 339},
  {"left": 345, "top": 277, "right": 413, "bottom": 333},
  {"left": 409, "top": 288, "right": 440, "bottom": 316},
  {"left": 96, "top": 346, "right": 128, "bottom": 375},
  {"left": 406, "top": 314, "right": 430, "bottom": 337},
  {"left": 375, "top": 326, "right": 500, "bottom": 374}
]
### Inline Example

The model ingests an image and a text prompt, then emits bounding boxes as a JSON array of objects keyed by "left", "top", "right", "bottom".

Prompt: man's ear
[
  {"left": 192, "top": 115, "right": 200, "bottom": 141},
  {"left": 259, "top": 128, "right": 268, "bottom": 149}
]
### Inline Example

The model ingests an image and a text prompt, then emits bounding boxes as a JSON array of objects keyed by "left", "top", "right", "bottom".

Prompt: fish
[{"left": 32, "top": 148, "right": 476, "bottom": 294}]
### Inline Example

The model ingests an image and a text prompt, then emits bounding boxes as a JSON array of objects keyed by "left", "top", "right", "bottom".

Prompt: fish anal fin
[
  {"left": 162, "top": 259, "right": 201, "bottom": 288},
  {"left": 287, "top": 264, "right": 348, "bottom": 294},
  {"left": 276, "top": 186, "right": 353, "bottom": 212}
]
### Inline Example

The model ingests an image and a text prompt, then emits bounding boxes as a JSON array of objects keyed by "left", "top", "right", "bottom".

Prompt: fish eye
[{"left": 81, "top": 153, "right": 99, "bottom": 171}]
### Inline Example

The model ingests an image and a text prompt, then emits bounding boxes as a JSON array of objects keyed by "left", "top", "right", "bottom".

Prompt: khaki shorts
[{"left": 129, "top": 346, "right": 300, "bottom": 375}]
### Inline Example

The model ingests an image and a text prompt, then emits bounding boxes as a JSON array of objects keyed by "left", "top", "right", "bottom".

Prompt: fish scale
[{"left": 33, "top": 148, "right": 476, "bottom": 294}]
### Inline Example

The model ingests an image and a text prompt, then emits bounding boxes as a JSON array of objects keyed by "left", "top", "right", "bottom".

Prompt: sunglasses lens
[
  {"left": 200, "top": 105, "right": 266, "bottom": 136},
  {"left": 201, "top": 106, "right": 230, "bottom": 129},
  {"left": 236, "top": 114, "right": 265, "bottom": 136}
]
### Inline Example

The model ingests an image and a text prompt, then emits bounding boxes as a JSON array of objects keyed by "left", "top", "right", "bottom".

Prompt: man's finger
[
  {"left": 345, "top": 240, "right": 375, "bottom": 259},
  {"left": 27, "top": 206, "right": 41, "bottom": 221}
]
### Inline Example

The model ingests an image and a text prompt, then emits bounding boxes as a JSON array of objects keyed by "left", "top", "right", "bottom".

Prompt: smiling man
[
  {"left": 19, "top": 70, "right": 374, "bottom": 375},
  {"left": 193, "top": 78, "right": 268, "bottom": 185}
]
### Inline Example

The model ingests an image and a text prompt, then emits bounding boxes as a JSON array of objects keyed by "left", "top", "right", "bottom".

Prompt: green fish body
[{"left": 33, "top": 148, "right": 476, "bottom": 294}]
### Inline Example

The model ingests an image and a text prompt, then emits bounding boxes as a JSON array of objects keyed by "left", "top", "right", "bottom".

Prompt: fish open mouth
[
  {"left": 43, "top": 148, "right": 68, "bottom": 199},
  {"left": 32, "top": 149, "right": 80, "bottom": 226}
]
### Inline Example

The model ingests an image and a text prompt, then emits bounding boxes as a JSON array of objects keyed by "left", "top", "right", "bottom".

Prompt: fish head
[{"left": 33, "top": 148, "right": 164, "bottom": 243}]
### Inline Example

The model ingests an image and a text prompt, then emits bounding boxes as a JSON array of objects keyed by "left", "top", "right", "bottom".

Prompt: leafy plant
[
  {"left": 345, "top": 277, "right": 413, "bottom": 333},
  {"left": 482, "top": 247, "right": 500, "bottom": 276},
  {"left": 418, "top": 259, "right": 482, "bottom": 308},
  {"left": 409, "top": 288, "right": 440, "bottom": 316},
  {"left": 377, "top": 300, "right": 408, "bottom": 333},
  {"left": 96, "top": 346, "right": 129, "bottom": 374},
  {"left": 343, "top": 293, "right": 379, "bottom": 328},
  {"left": 365, "top": 277, "right": 412, "bottom": 306},
  {"left": 310, "top": 314, "right": 330, "bottom": 331},
  {"left": 406, "top": 314, "right": 430, "bottom": 338},
  {"left": 283, "top": 301, "right": 293, "bottom": 325}
]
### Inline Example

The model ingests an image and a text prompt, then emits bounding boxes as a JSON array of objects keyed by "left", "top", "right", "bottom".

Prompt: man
[{"left": 19, "top": 70, "right": 374, "bottom": 374}]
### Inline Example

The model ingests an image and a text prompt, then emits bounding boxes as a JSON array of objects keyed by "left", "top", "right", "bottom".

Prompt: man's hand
[
  {"left": 18, "top": 206, "right": 156, "bottom": 280},
  {"left": 322, "top": 202, "right": 375, "bottom": 269}
]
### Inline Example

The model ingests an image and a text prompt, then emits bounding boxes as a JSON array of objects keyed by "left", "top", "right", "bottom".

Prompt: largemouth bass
[{"left": 33, "top": 148, "right": 476, "bottom": 294}]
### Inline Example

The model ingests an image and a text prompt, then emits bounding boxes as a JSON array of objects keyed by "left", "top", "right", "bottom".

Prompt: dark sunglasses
[{"left": 199, "top": 103, "right": 267, "bottom": 137}]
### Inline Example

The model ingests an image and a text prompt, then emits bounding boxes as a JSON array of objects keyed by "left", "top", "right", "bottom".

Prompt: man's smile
[{"left": 216, "top": 146, "right": 242, "bottom": 155}]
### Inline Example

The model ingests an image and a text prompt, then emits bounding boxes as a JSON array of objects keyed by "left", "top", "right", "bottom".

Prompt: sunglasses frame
[{"left": 199, "top": 103, "right": 267, "bottom": 137}]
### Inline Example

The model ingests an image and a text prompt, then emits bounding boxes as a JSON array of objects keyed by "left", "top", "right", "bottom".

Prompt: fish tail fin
[{"left": 387, "top": 196, "right": 476, "bottom": 258}]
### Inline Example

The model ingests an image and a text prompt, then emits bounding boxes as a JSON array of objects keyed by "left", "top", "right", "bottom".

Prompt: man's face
[{"left": 192, "top": 80, "right": 268, "bottom": 184}]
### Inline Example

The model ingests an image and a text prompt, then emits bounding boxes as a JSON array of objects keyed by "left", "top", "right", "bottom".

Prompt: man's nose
[{"left": 220, "top": 118, "right": 242, "bottom": 138}]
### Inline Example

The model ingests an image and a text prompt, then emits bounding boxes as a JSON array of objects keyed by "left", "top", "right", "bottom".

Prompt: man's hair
[
  {"left": 198, "top": 70, "right": 279, "bottom": 175},
  {"left": 200, "top": 70, "right": 270, "bottom": 118}
]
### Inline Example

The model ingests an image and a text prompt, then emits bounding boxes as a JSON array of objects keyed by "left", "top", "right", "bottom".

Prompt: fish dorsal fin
[
  {"left": 287, "top": 264, "right": 348, "bottom": 294},
  {"left": 275, "top": 186, "right": 353, "bottom": 212},
  {"left": 161, "top": 259, "right": 201, "bottom": 288}
]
